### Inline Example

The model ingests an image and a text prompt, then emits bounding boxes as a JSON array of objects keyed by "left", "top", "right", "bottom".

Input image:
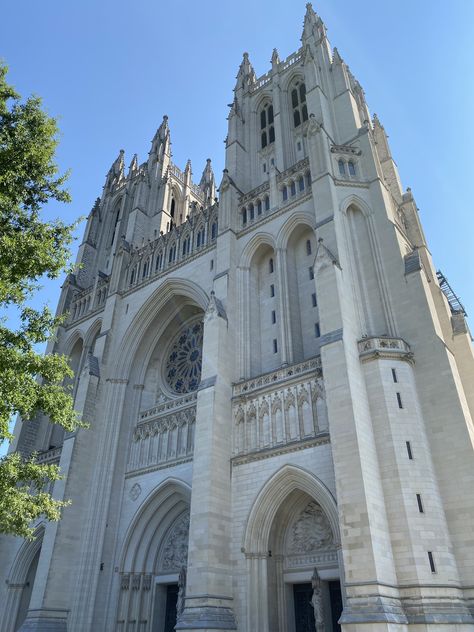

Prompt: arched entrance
[
  {"left": 3, "top": 525, "right": 44, "bottom": 632},
  {"left": 243, "top": 465, "right": 343, "bottom": 632},
  {"left": 116, "top": 480, "right": 190, "bottom": 632}
]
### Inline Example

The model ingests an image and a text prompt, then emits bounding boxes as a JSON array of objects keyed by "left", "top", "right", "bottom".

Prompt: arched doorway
[
  {"left": 244, "top": 465, "right": 343, "bottom": 632},
  {"left": 3, "top": 525, "right": 44, "bottom": 632},
  {"left": 116, "top": 480, "right": 191, "bottom": 632}
]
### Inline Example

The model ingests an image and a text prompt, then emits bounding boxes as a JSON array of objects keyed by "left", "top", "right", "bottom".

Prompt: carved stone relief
[
  {"left": 160, "top": 511, "right": 190, "bottom": 572},
  {"left": 288, "top": 501, "right": 333, "bottom": 554}
]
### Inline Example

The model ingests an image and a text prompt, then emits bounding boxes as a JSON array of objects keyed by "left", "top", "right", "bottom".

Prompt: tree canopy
[{"left": 0, "top": 63, "right": 82, "bottom": 539}]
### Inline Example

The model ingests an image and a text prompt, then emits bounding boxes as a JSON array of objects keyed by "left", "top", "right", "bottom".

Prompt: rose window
[{"left": 164, "top": 320, "right": 203, "bottom": 394}]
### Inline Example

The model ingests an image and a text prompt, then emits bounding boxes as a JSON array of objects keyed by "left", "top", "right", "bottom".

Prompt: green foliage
[
  {"left": 0, "top": 62, "right": 82, "bottom": 538},
  {"left": 0, "top": 452, "right": 70, "bottom": 540}
]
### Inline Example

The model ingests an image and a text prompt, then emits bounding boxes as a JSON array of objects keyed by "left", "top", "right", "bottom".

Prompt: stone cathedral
[{"left": 2, "top": 4, "right": 474, "bottom": 632}]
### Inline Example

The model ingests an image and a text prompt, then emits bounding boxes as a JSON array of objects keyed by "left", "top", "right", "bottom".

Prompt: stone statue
[
  {"left": 177, "top": 566, "right": 187, "bottom": 616},
  {"left": 311, "top": 567, "right": 325, "bottom": 631}
]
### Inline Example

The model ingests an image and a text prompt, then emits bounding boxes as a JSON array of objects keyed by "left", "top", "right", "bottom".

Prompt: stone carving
[
  {"left": 284, "top": 388, "right": 295, "bottom": 411},
  {"left": 288, "top": 501, "right": 333, "bottom": 553},
  {"left": 259, "top": 397, "right": 269, "bottom": 420},
  {"left": 121, "top": 573, "right": 130, "bottom": 590},
  {"left": 235, "top": 405, "right": 245, "bottom": 425},
  {"left": 204, "top": 290, "right": 227, "bottom": 323},
  {"left": 311, "top": 568, "right": 325, "bottom": 630},
  {"left": 129, "top": 483, "right": 141, "bottom": 501},
  {"left": 161, "top": 511, "right": 190, "bottom": 571},
  {"left": 177, "top": 566, "right": 187, "bottom": 616}
]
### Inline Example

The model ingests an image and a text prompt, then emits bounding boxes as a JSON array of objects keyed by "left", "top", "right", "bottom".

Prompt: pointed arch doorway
[{"left": 243, "top": 465, "right": 344, "bottom": 632}]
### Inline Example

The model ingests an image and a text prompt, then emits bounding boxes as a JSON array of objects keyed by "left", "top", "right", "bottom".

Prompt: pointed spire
[
  {"left": 148, "top": 115, "right": 171, "bottom": 174},
  {"left": 271, "top": 48, "right": 280, "bottom": 68},
  {"left": 302, "top": 3, "right": 327, "bottom": 43},
  {"left": 105, "top": 149, "right": 125, "bottom": 189},
  {"left": 235, "top": 52, "right": 256, "bottom": 91},
  {"left": 185, "top": 159, "right": 192, "bottom": 175},
  {"left": 199, "top": 158, "right": 216, "bottom": 205},
  {"left": 332, "top": 47, "right": 343, "bottom": 65},
  {"left": 150, "top": 115, "right": 170, "bottom": 158},
  {"left": 109, "top": 149, "right": 125, "bottom": 177},
  {"left": 128, "top": 153, "right": 138, "bottom": 177},
  {"left": 373, "top": 113, "right": 383, "bottom": 129}
]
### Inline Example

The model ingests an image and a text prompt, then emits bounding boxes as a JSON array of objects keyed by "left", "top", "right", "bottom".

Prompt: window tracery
[
  {"left": 260, "top": 101, "right": 275, "bottom": 149},
  {"left": 164, "top": 319, "right": 204, "bottom": 394},
  {"left": 291, "top": 80, "right": 308, "bottom": 128}
]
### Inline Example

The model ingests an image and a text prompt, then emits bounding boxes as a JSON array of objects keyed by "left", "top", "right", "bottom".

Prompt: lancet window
[
  {"left": 260, "top": 101, "right": 275, "bottom": 149},
  {"left": 291, "top": 80, "right": 308, "bottom": 128}
]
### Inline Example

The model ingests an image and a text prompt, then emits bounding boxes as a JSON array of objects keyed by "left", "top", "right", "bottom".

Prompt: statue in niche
[{"left": 311, "top": 567, "right": 325, "bottom": 631}]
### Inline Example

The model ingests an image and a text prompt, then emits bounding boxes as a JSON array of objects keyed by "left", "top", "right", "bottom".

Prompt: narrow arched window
[
  {"left": 249, "top": 203, "right": 255, "bottom": 221},
  {"left": 168, "top": 244, "right": 176, "bottom": 263},
  {"left": 110, "top": 205, "right": 121, "bottom": 246},
  {"left": 298, "top": 176, "right": 305, "bottom": 192},
  {"left": 269, "top": 258, "right": 274, "bottom": 273},
  {"left": 348, "top": 161, "right": 356, "bottom": 176},
  {"left": 155, "top": 253, "right": 162, "bottom": 271},
  {"left": 282, "top": 186, "right": 288, "bottom": 201},
  {"left": 196, "top": 226, "right": 205, "bottom": 247},
  {"left": 242, "top": 209, "right": 247, "bottom": 226},
  {"left": 306, "top": 239, "right": 312, "bottom": 256},
  {"left": 338, "top": 160, "right": 346, "bottom": 176},
  {"left": 257, "top": 199, "right": 262, "bottom": 215},
  {"left": 211, "top": 222, "right": 218, "bottom": 240},
  {"left": 290, "top": 181, "right": 296, "bottom": 196},
  {"left": 170, "top": 197, "right": 176, "bottom": 218},
  {"left": 130, "top": 267, "right": 136, "bottom": 285},
  {"left": 264, "top": 195, "right": 270, "bottom": 211},
  {"left": 291, "top": 80, "right": 308, "bottom": 128},
  {"left": 260, "top": 102, "right": 275, "bottom": 149},
  {"left": 305, "top": 171, "right": 311, "bottom": 188}
]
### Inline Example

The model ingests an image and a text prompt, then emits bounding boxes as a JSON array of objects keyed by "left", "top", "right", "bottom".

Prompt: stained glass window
[{"left": 164, "top": 320, "right": 203, "bottom": 394}]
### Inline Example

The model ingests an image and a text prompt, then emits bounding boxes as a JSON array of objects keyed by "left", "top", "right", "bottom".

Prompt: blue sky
[{"left": 1, "top": 1, "right": 473, "bottom": 452}]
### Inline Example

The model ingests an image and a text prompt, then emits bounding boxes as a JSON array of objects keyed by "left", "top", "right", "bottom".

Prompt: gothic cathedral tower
[{"left": 1, "top": 5, "right": 474, "bottom": 632}]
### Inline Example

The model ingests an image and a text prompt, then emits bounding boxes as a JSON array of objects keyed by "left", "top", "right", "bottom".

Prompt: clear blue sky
[{"left": 1, "top": 0, "right": 473, "bottom": 450}]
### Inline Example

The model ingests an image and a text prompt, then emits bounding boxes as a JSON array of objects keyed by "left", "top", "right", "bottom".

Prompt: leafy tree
[{"left": 0, "top": 63, "right": 82, "bottom": 539}]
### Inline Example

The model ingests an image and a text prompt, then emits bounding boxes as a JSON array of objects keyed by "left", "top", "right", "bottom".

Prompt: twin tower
[{"left": 2, "top": 4, "right": 474, "bottom": 632}]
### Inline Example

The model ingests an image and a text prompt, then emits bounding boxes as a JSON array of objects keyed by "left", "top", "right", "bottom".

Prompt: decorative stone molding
[
  {"left": 330, "top": 144, "right": 361, "bottom": 156},
  {"left": 233, "top": 356, "right": 322, "bottom": 397},
  {"left": 140, "top": 391, "right": 198, "bottom": 422},
  {"left": 36, "top": 446, "right": 62, "bottom": 466},
  {"left": 232, "top": 357, "right": 327, "bottom": 458},
  {"left": 128, "top": 402, "right": 196, "bottom": 473},
  {"left": 358, "top": 336, "right": 414, "bottom": 364}
]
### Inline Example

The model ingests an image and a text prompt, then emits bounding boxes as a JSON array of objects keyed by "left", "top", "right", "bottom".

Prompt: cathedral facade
[{"left": 1, "top": 5, "right": 474, "bottom": 632}]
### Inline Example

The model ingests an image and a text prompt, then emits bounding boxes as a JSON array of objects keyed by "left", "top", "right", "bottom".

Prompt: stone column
[
  {"left": 275, "top": 247, "right": 292, "bottom": 366},
  {"left": 18, "top": 356, "right": 102, "bottom": 632},
  {"left": 176, "top": 292, "right": 236, "bottom": 631},
  {"left": 67, "top": 378, "right": 129, "bottom": 631}
]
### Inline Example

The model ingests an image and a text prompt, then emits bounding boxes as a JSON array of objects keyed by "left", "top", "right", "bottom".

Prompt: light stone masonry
[{"left": 1, "top": 4, "right": 473, "bottom": 632}]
